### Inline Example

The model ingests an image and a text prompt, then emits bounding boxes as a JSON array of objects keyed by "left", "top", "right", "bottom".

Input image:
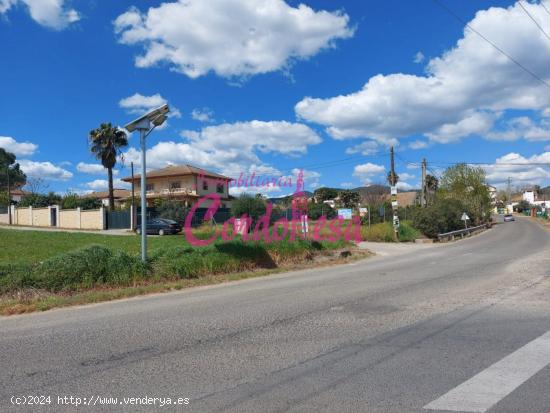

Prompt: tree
[
  {"left": 338, "top": 190, "right": 360, "bottom": 208},
  {"left": 25, "top": 177, "right": 48, "bottom": 194},
  {"left": 231, "top": 193, "right": 266, "bottom": 221},
  {"left": 425, "top": 174, "right": 438, "bottom": 206},
  {"left": 88, "top": 123, "right": 128, "bottom": 211},
  {"left": 0, "top": 148, "right": 26, "bottom": 190},
  {"left": 438, "top": 163, "right": 492, "bottom": 224},
  {"left": 313, "top": 187, "right": 338, "bottom": 203}
]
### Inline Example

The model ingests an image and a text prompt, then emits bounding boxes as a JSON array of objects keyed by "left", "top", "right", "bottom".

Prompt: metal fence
[{"left": 437, "top": 224, "right": 489, "bottom": 242}]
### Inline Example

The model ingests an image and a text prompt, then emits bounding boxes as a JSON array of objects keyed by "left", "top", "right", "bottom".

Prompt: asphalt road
[{"left": 1, "top": 217, "right": 550, "bottom": 413}]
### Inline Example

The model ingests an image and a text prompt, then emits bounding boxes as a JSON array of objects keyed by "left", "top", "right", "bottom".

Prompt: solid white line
[{"left": 424, "top": 330, "right": 550, "bottom": 412}]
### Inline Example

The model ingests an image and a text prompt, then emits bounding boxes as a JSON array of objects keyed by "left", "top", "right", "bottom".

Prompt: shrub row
[{"left": 0, "top": 238, "right": 347, "bottom": 294}]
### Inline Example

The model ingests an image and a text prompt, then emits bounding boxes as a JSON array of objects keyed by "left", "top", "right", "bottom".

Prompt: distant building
[
  {"left": 522, "top": 189, "right": 536, "bottom": 204},
  {"left": 83, "top": 189, "right": 131, "bottom": 208},
  {"left": 9, "top": 188, "right": 29, "bottom": 203},
  {"left": 121, "top": 164, "right": 233, "bottom": 208}
]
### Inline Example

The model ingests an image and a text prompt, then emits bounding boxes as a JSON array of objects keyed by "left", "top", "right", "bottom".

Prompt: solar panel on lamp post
[{"left": 124, "top": 104, "right": 170, "bottom": 262}]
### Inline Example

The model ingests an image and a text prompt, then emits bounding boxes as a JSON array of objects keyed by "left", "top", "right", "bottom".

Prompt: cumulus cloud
[
  {"left": 191, "top": 108, "right": 214, "bottom": 123},
  {"left": 340, "top": 182, "right": 353, "bottom": 188},
  {"left": 396, "top": 181, "right": 413, "bottom": 190},
  {"left": 85, "top": 178, "right": 129, "bottom": 191},
  {"left": 119, "top": 93, "right": 181, "bottom": 118},
  {"left": 0, "top": 136, "right": 38, "bottom": 156},
  {"left": 295, "top": 1, "right": 550, "bottom": 146},
  {"left": 486, "top": 116, "right": 550, "bottom": 141},
  {"left": 409, "top": 140, "right": 430, "bottom": 150},
  {"left": 484, "top": 151, "right": 550, "bottom": 186},
  {"left": 113, "top": 0, "right": 354, "bottom": 79},
  {"left": 76, "top": 162, "right": 118, "bottom": 175},
  {"left": 353, "top": 162, "right": 385, "bottom": 184},
  {"left": 19, "top": 159, "right": 73, "bottom": 181},
  {"left": 345, "top": 140, "right": 379, "bottom": 155},
  {"left": 122, "top": 120, "right": 321, "bottom": 180},
  {"left": 0, "top": 0, "right": 80, "bottom": 29}
]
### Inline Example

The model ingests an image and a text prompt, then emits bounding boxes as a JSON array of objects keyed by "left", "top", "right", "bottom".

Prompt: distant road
[{"left": 2, "top": 217, "right": 550, "bottom": 412}]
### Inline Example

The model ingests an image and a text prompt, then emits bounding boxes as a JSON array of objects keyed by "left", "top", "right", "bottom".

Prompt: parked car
[
  {"left": 136, "top": 218, "right": 182, "bottom": 235},
  {"left": 503, "top": 214, "right": 515, "bottom": 222}
]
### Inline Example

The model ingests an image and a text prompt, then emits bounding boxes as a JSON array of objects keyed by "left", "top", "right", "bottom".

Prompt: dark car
[
  {"left": 136, "top": 218, "right": 182, "bottom": 235},
  {"left": 503, "top": 214, "right": 515, "bottom": 222}
]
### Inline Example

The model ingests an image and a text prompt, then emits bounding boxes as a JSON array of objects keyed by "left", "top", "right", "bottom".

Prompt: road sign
[
  {"left": 461, "top": 213, "right": 470, "bottom": 221},
  {"left": 359, "top": 207, "right": 368, "bottom": 217},
  {"left": 391, "top": 186, "right": 397, "bottom": 195},
  {"left": 393, "top": 215, "right": 400, "bottom": 228},
  {"left": 338, "top": 208, "right": 352, "bottom": 220}
]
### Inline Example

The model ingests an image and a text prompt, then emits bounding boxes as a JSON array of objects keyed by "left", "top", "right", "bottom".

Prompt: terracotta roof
[
  {"left": 83, "top": 189, "right": 131, "bottom": 199},
  {"left": 10, "top": 188, "right": 29, "bottom": 196},
  {"left": 121, "top": 164, "right": 231, "bottom": 182}
]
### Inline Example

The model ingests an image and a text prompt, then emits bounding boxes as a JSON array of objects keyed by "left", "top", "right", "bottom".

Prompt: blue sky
[{"left": 1, "top": 0, "right": 550, "bottom": 196}]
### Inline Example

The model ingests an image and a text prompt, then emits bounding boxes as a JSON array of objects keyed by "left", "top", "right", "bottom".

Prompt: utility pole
[
  {"left": 421, "top": 158, "right": 427, "bottom": 207},
  {"left": 507, "top": 177, "right": 512, "bottom": 206},
  {"left": 6, "top": 166, "right": 11, "bottom": 225},
  {"left": 389, "top": 147, "right": 399, "bottom": 241},
  {"left": 131, "top": 161, "right": 135, "bottom": 230}
]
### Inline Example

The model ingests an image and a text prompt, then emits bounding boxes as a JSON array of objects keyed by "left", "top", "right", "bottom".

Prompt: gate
[{"left": 106, "top": 210, "right": 131, "bottom": 229}]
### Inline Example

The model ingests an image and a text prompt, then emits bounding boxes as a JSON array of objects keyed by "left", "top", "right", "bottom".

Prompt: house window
[
  {"left": 202, "top": 180, "right": 208, "bottom": 191},
  {"left": 170, "top": 181, "right": 181, "bottom": 190},
  {"left": 216, "top": 183, "right": 224, "bottom": 194},
  {"left": 146, "top": 183, "right": 155, "bottom": 192}
]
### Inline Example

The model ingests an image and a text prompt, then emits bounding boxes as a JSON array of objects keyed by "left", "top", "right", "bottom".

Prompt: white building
[{"left": 522, "top": 190, "right": 536, "bottom": 204}]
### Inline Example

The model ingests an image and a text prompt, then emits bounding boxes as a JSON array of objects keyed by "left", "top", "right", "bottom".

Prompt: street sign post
[{"left": 461, "top": 212, "right": 470, "bottom": 229}]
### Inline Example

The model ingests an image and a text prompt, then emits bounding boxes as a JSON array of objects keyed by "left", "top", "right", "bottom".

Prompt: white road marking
[{"left": 424, "top": 330, "right": 550, "bottom": 412}]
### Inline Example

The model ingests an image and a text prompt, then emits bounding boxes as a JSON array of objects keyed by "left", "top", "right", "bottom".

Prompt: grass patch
[
  {"left": 0, "top": 226, "right": 366, "bottom": 314},
  {"left": 361, "top": 221, "right": 420, "bottom": 242}
]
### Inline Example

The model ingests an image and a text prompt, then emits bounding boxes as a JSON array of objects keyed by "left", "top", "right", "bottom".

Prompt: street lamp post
[{"left": 124, "top": 104, "right": 169, "bottom": 262}]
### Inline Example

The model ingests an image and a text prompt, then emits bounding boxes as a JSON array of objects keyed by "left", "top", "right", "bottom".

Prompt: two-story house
[{"left": 121, "top": 164, "right": 233, "bottom": 208}]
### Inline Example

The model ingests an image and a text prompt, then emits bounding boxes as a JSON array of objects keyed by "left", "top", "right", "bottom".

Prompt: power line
[
  {"left": 432, "top": 0, "right": 550, "bottom": 90},
  {"left": 518, "top": 1, "right": 550, "bottom": 43},
  {"left": 540, "top": 0, "right": 550, "bottom": 17}
]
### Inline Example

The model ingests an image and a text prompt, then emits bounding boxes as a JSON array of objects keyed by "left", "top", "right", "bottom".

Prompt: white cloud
[
  {"left": 345, "top": 140, "right": 378, "bottom": 155},
  {"left": 295, "top": 1, "right": 550, "bottom": 145},
  {"left": 0, "top": 0, "right": 80, "bottom": 29},
  {"left": 119, "top": 93, "right": 181, "bottom": 118},
  {"left": 340, "top": 182, "right": 353, "bottom": 188},
  {"left": 409, "top": 140, "right": 429, "bottom": 150},
  {"left": 396, "top": 181, "right": 413, "bottom": 190},
  {"left": 76, "top": 162, "right": 118, "bottom": 176},
  {"left": 353, "top": 162, "right": 385, "bottom": 184},
  {"left": 413, "top": 51, "right": 424, "bottom": 64},
  {"left": 486, "top": 116, "right": 550, "bottom": 141},
  {"left": 484, "top": 151, "right": 550, "bottom": 186},
  {"left": 0, "top": 136, "right": 38, "bottom": 156},
  {"left": 19, "top": 159, "right": 73, "bottom": 181},
  {"left": 114, "top": 0, "right": 353, "bottom": 79},
  {"left": 122, "top": 120, "right": 321, "bottom": 180},
  {"left": 85, "top": 179, "right": 129, "bottom": 191},
  {"left": 191, "top": 108, "right": 214, "bottom": 123},
  {"left": 398, "top": 172, "right": 415, "bottom": 181}
]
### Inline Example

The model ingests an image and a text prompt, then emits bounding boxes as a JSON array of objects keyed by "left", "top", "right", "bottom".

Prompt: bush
[
  {"left": 231, "top": 194, "right": 266, "bottom": 220},
  {"left": 410, "top": 199, "right": 469, "bottom": 238},
  {"left": 31, "top": 245, "right": 146, "bottom": 292}
]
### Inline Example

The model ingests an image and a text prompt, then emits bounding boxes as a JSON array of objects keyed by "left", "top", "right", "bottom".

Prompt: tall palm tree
[
  {"left": 88, "top": 123, "right": 128, "bottom": 210},
  {"left": 425, "top": 174, "right": 439, "bottom": 206}
]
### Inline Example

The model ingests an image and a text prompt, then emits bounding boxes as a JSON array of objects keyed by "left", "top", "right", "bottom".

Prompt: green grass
[
  {"left": 0, "top": 228, "right": 194, "bottom": 265},
  {"left": 360, "top": 221, "right": 420, "bottom": 242}
]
